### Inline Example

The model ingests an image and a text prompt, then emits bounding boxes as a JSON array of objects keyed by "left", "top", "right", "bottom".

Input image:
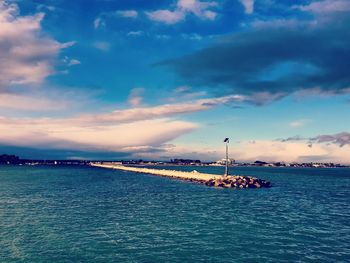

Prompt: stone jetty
[{"left": 90, "top": 163, "right": 271, "bottom": 189}]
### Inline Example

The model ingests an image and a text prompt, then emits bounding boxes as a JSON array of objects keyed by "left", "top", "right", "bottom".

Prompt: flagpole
[{"left": 224, "top": 138, "right": 229, "bottom": 176}]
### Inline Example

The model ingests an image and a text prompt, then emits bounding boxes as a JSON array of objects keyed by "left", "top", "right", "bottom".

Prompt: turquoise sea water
[{"left": 0, "top": 165, "right": 349, "bottom": 262}]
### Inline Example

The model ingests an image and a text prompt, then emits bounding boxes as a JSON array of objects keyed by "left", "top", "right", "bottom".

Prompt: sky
[{"left": 0, "top": 0, "right": 350, "bottom": 163}]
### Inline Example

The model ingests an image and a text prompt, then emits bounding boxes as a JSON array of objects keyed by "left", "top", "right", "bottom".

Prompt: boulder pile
[{"left": 205, "top": 175, "right": 271, "bottom": 189}]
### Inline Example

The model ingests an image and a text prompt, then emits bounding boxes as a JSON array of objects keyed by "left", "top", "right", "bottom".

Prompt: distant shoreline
[
  {"left": 1, "top": 153, "right": 349, "bottom": 168},
  {"left": 0, "top": 162, "right": 349, "bottom": 169}
]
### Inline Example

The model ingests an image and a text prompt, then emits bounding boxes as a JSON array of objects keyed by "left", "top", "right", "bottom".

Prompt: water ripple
[{"left": 0, "top": 165, "right": 349, "bottom": 262}]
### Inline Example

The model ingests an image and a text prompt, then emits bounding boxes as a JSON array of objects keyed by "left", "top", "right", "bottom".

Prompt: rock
[
  {"left": 204, "top": 175, "right": 271, "bottom": 189},
  {"left": 223, "top": 179, "right": 230, "bottom": 184},
  {"left": 205, "top": 180, "right": 213, "bottom": 186},
  {"left": 265, "top": 181, "right": 271, "bottom": 187}
]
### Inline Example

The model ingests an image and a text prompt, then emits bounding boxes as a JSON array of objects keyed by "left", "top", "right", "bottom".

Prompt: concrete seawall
[{"left": 90, "top": 163, "right": 271, "bottom": 189}]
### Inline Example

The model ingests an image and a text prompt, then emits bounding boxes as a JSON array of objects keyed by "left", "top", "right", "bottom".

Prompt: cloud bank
[
  {"left": 1, "top": 96, "right": 348, "bottom": 162},
  {"left": 232, "top": 139, "right": 350, "bottom": 164},
  {"left": 0, "top": 95, "right": 243, "bottom": 154},
  {"left": 131, "top": 134, "right": 350, "bottom": 164}
]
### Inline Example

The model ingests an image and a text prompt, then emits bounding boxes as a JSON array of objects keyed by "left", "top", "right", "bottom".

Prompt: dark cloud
[
  {"left": 310, "top": 132, "right": 350, "bottom": 147},
  {"left": 160, "top": 12, "right": 350, "bottom": 104},
  {"left": 279, "top": 135, "right": 305, "bottom": 142},
  {"left": 278, "top": 132, "right": 350, "bottom": 147},
  {"left": 0, "top": 143, "right": 177, "bottom": 160},
  {"left": 0, "top": 145, "right": 130, "bottom": 160}
]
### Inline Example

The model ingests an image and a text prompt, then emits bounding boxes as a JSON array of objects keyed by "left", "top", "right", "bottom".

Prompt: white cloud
[
  {"left": 289, "top": 119, "right": 310, "bottom": 128},
  {"left": 37, "top": 4, "right": 56, "bottom": 12},
  {"left": 0, "top": 93, "right": 69, "bottom": 111},
  {"left": 68, "top": 59, "right": 81, "bottom": 66},
  {"left": 177, "top": 0, "right": 218, "bottom": 18},
  {"left": 295, "top": 0, "right": 350, "bottom": 14},
  {"left": 181, "top": 33, "right": 203, "bottom": 40},
  {"left": 203, "top": 10, "right": 217, "bottom": 20},
  {"left": 0, "top": 86, "right": 99, "bottom": 112},
  {"left": 127, "top": 31, "right": 143, "bottom": 36},
  {"left": 239, "top": 0, "right": 254, "bottom": 14},
  {"left": 0, "top": 109, "right": 199, "bottom": 152},
  {"left": 93, "top": 17, "right": 104, "bottom": 29},
  {"left": 0, "top": 95, "right": 244, "bottom": 152},
  {"left": 174, "top": 86, "right": 191, "bottom": 93},
  {"left": 94, "top": 10, "right": 138, "bottom": 29},
  {"left": 72, "top": 94, "right": 245, "bottom": 125},
  {"left": 128, "top": 88, "right": 144, "bottom": 107},
  {"left": 0, "top": 116, "right": 197, "bottom": 152},
  {"left": 251, "top": 19, "right": 306, "bottom": 29},
  {"left": 146, "top": 9, "right": 185, "bottom": 24},
  {"left": 62, "top": 56, "right": 81, "bottom": 66},
  {"left": 93, "top": 41, "right": 110, "bottom": 51},
  {"left": 146, "top": 0, "right": 218, "bottom": 24},
  {"left": 0, "top": 1, "right": 73, "bottom": 89},
  {"left": 115, "top": 10, "right": 138, "bottom": 18}
]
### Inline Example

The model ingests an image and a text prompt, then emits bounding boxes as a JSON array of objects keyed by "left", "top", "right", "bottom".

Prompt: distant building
[
  {"left": 216, "top": 158, "right": 235, "bottom": 165},
  {"left": 170, "top": 159, "right": 201, "bottom": 165},
  {"left": 253, "top": 160, "right": 268, "bottom": 166},
  {"left": 0, "top": 154, "right": 20, "bottom": 164}
]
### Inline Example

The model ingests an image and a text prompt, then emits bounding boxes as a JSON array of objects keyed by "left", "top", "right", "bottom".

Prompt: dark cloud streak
[
  {"left": 278, "top": 132, "right": 350, "bottom": 147},
  {"left": 311, "top": 132, "right": 350, "bottom": 147}
]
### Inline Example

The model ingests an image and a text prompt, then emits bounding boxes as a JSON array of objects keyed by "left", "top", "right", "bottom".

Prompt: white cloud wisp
[{"left": 146, "top": 0, "right": 218, "bottom": 24}]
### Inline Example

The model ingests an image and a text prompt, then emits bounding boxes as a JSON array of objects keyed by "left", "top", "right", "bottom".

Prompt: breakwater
[{"left": 90, "top": 163, "right": 271, "bottom": 189}]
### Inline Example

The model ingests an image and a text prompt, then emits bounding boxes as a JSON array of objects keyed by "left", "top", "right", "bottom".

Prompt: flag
[{"left": 224, "top": 138, "right": 229, "bottom": 143}]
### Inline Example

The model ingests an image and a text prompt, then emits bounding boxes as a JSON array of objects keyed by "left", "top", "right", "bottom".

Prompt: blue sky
[{"left": 0, "top": 0, "right": 350, "bottom": 163}]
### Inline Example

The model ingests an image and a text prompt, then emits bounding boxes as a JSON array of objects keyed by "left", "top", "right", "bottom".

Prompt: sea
[{"left": 0, "top": 165, "right": 349, "bottom": 262}]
